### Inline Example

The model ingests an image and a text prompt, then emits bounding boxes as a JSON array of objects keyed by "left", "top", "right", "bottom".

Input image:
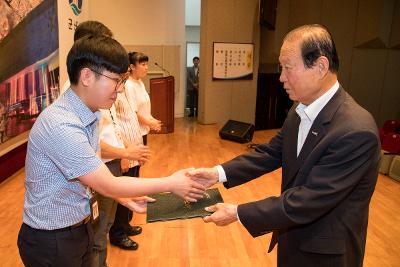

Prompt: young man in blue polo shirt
[{"left": 17, "top": 35, "right": 205, "bottom": 267}]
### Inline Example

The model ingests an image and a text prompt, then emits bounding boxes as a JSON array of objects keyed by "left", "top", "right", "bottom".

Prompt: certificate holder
[{"left": 146, "top": 188, "right": 224, "bottom": 223}]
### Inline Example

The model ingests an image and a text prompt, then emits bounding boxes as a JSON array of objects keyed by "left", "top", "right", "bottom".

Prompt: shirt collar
[
  {"left": 296, "top": 81, "right": 339, "bottom": 122},
  {"left": 65, "top": 88, "right": 101, "bottom": 127}
]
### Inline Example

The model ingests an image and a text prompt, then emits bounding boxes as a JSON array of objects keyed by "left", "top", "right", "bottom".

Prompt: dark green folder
[{"left": 146, "top": 188, "right": 224, "bottom": 223}]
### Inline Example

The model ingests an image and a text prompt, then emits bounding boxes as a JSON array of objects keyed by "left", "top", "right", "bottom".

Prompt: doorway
[
  {"left": 185, "top": 42, "right": 200, "bottom": 116},
  {"left": 185, "top": 0, "right": 200, "bottom": 117}
]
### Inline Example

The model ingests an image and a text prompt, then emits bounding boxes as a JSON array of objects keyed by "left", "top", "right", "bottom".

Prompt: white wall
[
  {"left": 57, "top": 0, "right": 90, "bottom": 90},
  {"left": 185, "top": 0, "right": 201, "bottom": 26},
  {"left": 186, "top": 25, "right": 200, "bottom": 42},
  {"left": 89, "top": 0, "right": 186, "bottom": 117}
]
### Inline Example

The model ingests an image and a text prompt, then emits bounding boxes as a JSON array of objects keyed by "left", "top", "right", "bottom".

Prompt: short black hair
[
  {"left": 128, "top": 52, "right": 149, "bottom": 65},
  {"left": 74, "top": 21, "right": 113, "bottom": 41},
  {"left": 67, "top": 35, "right": 129, "bottom": 85},
  {"left": 193, "top": 56, "right": 199, "bottom": 61},
  {"left": 284, "top": 24, "right": 339, "bottom": 74}
]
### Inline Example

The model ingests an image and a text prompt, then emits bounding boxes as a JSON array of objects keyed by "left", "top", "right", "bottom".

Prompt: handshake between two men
[
  {"left": 126, "top": 166, "right": 238, "bottom": 227},
  {"left": 189, "top": 167, "right": 238, "bottom": 227}
]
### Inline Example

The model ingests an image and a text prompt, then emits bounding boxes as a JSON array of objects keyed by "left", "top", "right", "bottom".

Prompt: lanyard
[
  {"left": 109, "top": 107, "right": 137, "bottom": 168},
  {"left": 109, "top": 109, "right": 124, "bottom": 145}
]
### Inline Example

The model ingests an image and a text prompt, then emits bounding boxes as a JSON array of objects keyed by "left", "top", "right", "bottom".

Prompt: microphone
[{"left": 154, "top": 62, "right": 171, "bottom": 76}]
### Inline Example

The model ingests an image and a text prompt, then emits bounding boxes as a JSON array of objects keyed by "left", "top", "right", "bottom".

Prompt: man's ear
[
  {"left": 316, "top": 56, "right": 329, "bottom": 77},
  {"left": 80, "top": 67, "right": 94, "bottom": 87}
]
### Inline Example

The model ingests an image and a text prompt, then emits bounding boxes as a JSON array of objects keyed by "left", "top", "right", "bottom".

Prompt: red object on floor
[
  {"left": 381, "top": 133, "right": 400, "bottom": 154},
  {"left": 382, "top": 120, "right": 400, "bottom": 134},
  {"left": 379, "top": 120, "right": 400, "bottom": 143},
  {"left": 0, "top": 143, "right": 27, "bottom": 183}
]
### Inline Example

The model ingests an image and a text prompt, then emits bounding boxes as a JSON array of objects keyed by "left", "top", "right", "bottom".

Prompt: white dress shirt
[
  {"left": 99, "top": 105, "right": 125, "bottom": 163},
  {"left": 295, "top": 81, "right": 339, "bottom": 156},
  {"left": 127, "top": 78, "right": 152, "bottom": 136}
]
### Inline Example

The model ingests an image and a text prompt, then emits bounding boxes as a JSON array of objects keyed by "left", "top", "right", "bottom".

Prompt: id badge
[{"left": 89, "top": 191, "right": 100, "bottom": 224}]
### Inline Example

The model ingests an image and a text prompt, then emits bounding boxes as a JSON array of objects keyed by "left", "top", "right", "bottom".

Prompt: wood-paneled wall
[{"left": 260, "top": 0, "right": 400, "bottom": 126}]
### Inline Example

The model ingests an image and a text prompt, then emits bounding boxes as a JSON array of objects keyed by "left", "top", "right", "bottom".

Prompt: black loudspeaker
[{"left": 219, "top": 120, "right": 255, "bottom": 143}]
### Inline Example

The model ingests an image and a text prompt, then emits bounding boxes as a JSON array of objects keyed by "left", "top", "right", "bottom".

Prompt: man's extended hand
[
  {"left": 117, "top": 196, "right": 156, "bottom": 213},
  {"left": 188, "top": 167, "right": 219, "bottom": 188},
  {"left": 168, "top": 168, "right": 206, "bottom": 202},
  {"left": 203, "top": 203, "right": 238, "bottom": 226}
]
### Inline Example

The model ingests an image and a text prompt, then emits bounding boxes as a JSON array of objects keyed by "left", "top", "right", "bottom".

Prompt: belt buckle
[
  {"left": 83, "top": 216, "right": 90, "bottom": 224},
  {"left": 71, "top": 216, "right": 90, "bottom": 228}
]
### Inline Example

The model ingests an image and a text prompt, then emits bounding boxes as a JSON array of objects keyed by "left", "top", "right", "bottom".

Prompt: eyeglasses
[{"left": 90, "top": 69, "right": 130, "bottom": 92}]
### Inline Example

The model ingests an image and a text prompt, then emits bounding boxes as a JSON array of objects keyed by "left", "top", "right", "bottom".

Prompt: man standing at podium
[{"left": 187, "top": 56, "right": 199, "bottom": 117}]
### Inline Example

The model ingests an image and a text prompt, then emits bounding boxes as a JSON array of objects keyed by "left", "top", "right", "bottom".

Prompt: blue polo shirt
[{"left": 23, "top": 88, "right": 103, "bottom": 230}]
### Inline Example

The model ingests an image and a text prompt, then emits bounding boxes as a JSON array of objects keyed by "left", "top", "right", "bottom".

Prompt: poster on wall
[
  {"left": 212, "top": 42, "right": 254, "bottom": 80},
  {"left": 0, "top": 0, "right": 59, "bottom": 148}
]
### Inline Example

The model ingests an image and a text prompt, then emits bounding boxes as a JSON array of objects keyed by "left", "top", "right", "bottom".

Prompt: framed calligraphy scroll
[{"left": 212, "top": 42, "right": 254, "bottom": 80}]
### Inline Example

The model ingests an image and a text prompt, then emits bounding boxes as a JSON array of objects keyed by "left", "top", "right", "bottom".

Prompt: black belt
[
  {"left": 69, "top": 216, "right": 91, "bottom": 228},
  {"left": 23, "top": 216, "right": 91, "bottom": 234},
  {"left": 51, "top": 216, "right": 91, "bottom": 232},
  {"left": 50, "top": 216, "right": 91, "bottom": 231}
]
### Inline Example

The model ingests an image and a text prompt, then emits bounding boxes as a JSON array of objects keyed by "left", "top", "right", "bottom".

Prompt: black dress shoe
[
  {"left": 110, "top": 236, "right": 138, "bottom": 250},
  {"left": 126, "top": 225, "right": 142, "bottom": 236}
]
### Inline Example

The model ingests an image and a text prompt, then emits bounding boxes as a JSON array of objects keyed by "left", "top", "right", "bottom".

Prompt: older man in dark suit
[
  {"left": 187, "top": 56, "right": 199, "bottom": 117},
  {"left": 190, "top": 24, "right": 380, "bottom": 267}
]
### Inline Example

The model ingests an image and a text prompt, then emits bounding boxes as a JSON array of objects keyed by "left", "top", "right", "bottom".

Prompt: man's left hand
[
  {"left": 117, "top": 196, "right": 156, "bottom": 213},
  {"left": 203, "top": 203, "right": 238, "bottom": 226}
]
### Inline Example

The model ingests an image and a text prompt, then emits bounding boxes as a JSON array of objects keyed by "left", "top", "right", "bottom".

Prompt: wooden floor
[{"left": 1, "top": 118, "right": 399, "bottom": 267}]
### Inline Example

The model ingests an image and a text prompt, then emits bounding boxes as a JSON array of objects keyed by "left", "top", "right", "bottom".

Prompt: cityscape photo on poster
[{"left": 0, "top": 0, "right": 59, "bottom": 147}]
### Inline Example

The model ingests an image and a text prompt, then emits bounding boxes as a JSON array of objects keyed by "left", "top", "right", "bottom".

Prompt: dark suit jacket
[
  {"left": 221, "top": 87, "right": 380, "bottom": 267},
  {"left": 187, "top": 66, "right": 199, "bottom": 91}
]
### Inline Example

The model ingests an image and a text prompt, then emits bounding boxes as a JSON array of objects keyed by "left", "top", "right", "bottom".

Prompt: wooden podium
[{"left": 149, "top": 76, "right": 174, "bottom": 133}]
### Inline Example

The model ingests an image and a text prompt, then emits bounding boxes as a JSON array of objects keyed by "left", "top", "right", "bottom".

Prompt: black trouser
[
  {"left": 188, "top": 89, "right": 198, "bottom": 116},
  {"left": 135, "top": 134, "right": 148, "bottom": 181},
  {"left": 18, "top": 222, "right": 93, "bottom": 267},
  {"left": 109, "top": 165, "right": 139, "bottom": 240},
  {"left": 137, "top": 134, "right": 147, "bottom": 176},
  {"left": 142, "top": 134, "right": 147, "bottom": 146}
]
